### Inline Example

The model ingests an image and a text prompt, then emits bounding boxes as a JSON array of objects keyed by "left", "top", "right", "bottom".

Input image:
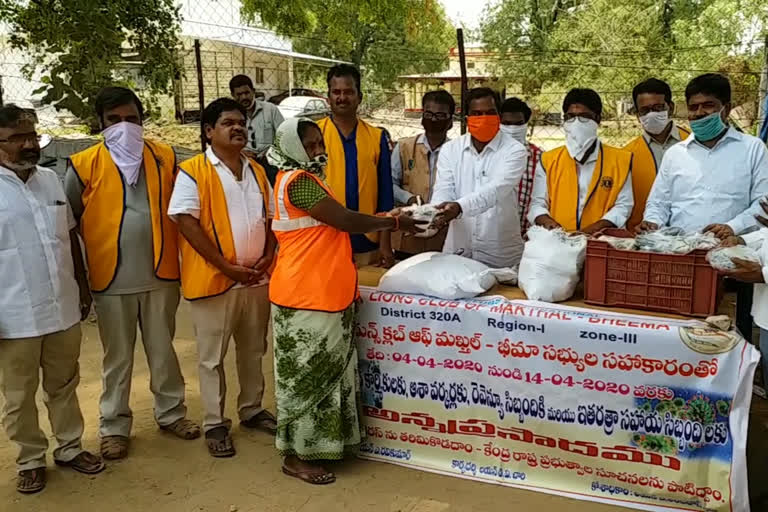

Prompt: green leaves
[
  {"left": 4, "top": 0, "right": 182, "bottom": 132},
  {"left": 241, "top": 0, "right": 454, "bottom": 89}
]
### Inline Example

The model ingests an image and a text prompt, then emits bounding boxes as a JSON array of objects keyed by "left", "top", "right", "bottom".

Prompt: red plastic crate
[{"left": 583, "top": 232, "right": 722, "bottom": 317}]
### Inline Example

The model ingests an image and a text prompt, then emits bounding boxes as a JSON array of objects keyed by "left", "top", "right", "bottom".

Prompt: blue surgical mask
[{"left": 690, "top": 109, "right": 727, "bottom": 142}]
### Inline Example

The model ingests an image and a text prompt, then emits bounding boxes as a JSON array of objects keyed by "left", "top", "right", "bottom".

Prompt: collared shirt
[
  {"left": 246, "top": 100, "right": 285, "bottom": 152},
  {"left": 169, "top": 148, "right": 275, "bottom": 285},
  {"left": 518, "top": 142, "right": 542, "bottom": 235},
  {"left": 391, "top": 133, "right": 448, "bottom": 204},
  {"left": 742, "top": 229, "right": 768, "bottom": 329},
  {"left": 0, "top": 165, "right": 80, "bottom": 339},
  {"left": 528, "top": 140, "right": 635, "bottom": 228},
  {"left": 644, "top": 127, "right": 768, "bottom": 234},
  {"left": 333, "top": 122, "right": 394, "bottom": 253},
  {"left": 431, "top": 130, "right": 527, "bottom": 268},
  {"left": 642, "top": 122, "right": 684, "bottom": 169}
]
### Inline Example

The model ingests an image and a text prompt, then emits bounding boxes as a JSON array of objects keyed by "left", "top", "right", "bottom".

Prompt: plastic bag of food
[
  {"left": 635, "top": 228, "right": 694, "bottom": 254},
  {"left": 400, "top": 204, "right": 439, "bottom": 238},
  {"left": 706, "top": 246, "right": 761, "bottom": 271},
  {"left": 378, "top": 252, "right": 517, "bottom": 299},
  {"left": 599, "top": 235, "right": 637, "bottom": 251},
  {"left": 518, "top": 227, "right": 588, "bottom": 302}
]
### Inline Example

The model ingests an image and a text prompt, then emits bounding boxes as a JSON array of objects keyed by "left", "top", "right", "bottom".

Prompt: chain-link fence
[{"left": 0, "top": 1, "right": 766, "bottom": 155}]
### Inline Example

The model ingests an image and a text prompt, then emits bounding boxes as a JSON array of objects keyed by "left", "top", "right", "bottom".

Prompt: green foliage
[
  {"left": 241, "top": 0, "right": 455, "bottom": 89},
  {"left": 1, "top": 0, "right": 182, "bottom": 131},
  {"left": 481, "top": 0, "right": 768, "bottom": 121}
]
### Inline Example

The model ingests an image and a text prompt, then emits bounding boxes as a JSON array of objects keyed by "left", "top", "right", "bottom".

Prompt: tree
[
  {"left": 0, "top": 0, "right": 182, "bottom": 131},
  {"left": 241, "top": 0, "right": 455, "bottom": 89}
]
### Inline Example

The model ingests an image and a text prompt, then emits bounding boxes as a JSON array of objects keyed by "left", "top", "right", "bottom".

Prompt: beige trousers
[
  {"left": 93, "top": 287, "right": 186, "bottom": 437},
  {"left": 0, "top": 324, "right": 85, "bottom": 471},
  {"left": 188, "top": 285, "right": 270, "bottom": 433},
  {"left": 354, "top": 250, "right": 380, "bottom": 267}
]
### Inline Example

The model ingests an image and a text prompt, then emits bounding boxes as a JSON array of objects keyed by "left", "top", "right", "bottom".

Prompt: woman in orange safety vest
[{"left": 267, "top": 117, "right": 422, "bottom": 485}]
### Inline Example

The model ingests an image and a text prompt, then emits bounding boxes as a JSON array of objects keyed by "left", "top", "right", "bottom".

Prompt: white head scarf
[{"left": 267, "top": 117, "right": 327, "bottom": 177}]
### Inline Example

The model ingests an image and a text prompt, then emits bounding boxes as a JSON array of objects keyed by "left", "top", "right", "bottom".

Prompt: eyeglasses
[
  {"left": 0, "top": 133, "right": 42, "bottom": 144},
  {"left": 637, "top": 104, "right": 669, "bottom": 116},
  {"left": 423, "top": 111, "right": 451, "bottom": 121},
  {"left": 563, "top": 113, "right": 598, "bottom": 123}
]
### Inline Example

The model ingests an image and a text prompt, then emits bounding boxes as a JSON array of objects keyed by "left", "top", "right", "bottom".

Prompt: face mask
[
  {"left": 103, "top": 121, "right": 144, "bottom": 186},
  {"left": 422, "top": 117, "right": 451, "bottom": 135},
  {"left": 639, "top": 110, "right": 670, "bottom": 135},
  {"left": 467, "top": 115, "right": 500, "bottom": 143},
  {"left": 690, "top": 109, "right": 727, "bottom": 142},
  {"left": 563, "top": 118, "right": 598, "bottom": 161},
  {"left": 306, "top": 153, "right": 327, "bottom": 174},
  {"left": 500, "top": 124, "right": 528, "bottom": 145}
]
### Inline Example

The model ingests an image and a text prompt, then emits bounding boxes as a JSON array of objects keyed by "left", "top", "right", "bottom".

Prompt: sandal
[
  {"left": 241, "top": 410, "right": 277, "bottom": 434},
  {"left": 282, "top": 465, "right": 336, "bottom": 485},
  {"left": 161, "top": 418, "right": 201, "bottom": 440},
  {"left": 205, "top": 427, "right": 236, "bottom": 458},
  {"left": 100, "top": 435, "right": 129, "bottom": 460},
  {"left": 17, "top": 468, "right": 46, "bottom": 494},
  {"left": 55, "top": 451, "right": 105, "bottom": 475}
]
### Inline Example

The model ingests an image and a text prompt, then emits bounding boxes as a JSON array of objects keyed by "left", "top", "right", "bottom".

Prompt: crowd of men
[{"left": 0, "top": 63, "right": 767, "bottom": 494}]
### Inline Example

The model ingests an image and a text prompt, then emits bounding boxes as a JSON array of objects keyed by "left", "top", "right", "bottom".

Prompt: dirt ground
[{"left": 2, "top": 301, "right": 768, "bottom": 512}]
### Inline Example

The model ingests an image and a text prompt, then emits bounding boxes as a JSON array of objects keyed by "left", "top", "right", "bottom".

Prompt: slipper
[
  {"left": 100, "top": 435, "right": 129, "bottom": 460},
  {"left": 55, "top": 451, "right": 105, "bottom": 475},
  {"left": 161, "top": 418, "right": 201, "bottom": 440},
  {"left": 241, "top": 410, "right": 277, "bottom": 434},
  {"left": 17, "top": 468, "right": 46, "bottom": 494},
  {"left": 282, "top": 465, "right": 336, "bottom": 485},
  {"left": 205, "top": 428, "right": 236, "bottom": 458}
]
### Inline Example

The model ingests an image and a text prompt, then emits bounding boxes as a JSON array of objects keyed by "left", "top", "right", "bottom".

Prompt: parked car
[
  {"left": 269, "top": 88, "right": 323, "bottom": 105},
  {"left": 278, "top": 96, "right": 331, "bottom": 120}
]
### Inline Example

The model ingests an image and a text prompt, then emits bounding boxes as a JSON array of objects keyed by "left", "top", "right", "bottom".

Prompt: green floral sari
[{"left": 272, "top": 303, "right": 363, "bottom": 460}]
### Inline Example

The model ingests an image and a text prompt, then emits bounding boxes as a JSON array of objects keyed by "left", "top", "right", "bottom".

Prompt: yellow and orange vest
[
  {"left": 541, "top": 144, "right": 633, "bottom": 231},
  {"left": 317, "top": 117, "right": 382, "bottom": 243},
  {"left": 623, "top": 126, "right": 690, "bottom": 231},
  {"left": 270, "top": 170, "right": 358, "bottom": 312},
  {"left": 69, "top": 140, "right": 179, "bottom": 292},
  {"left": 177, "top": 153, "right": 270, "bottom": 300}
]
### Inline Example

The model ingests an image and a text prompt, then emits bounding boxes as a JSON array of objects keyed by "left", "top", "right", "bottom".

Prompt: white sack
[
  {"left": 518, "top": 227, "right": 587, "bottom": 302},
  {"left": 706, "top": 246, "right": 761, "bottom": 271},
  {"left": 378, "top": 252, "right": 517, "bottom": 299}
]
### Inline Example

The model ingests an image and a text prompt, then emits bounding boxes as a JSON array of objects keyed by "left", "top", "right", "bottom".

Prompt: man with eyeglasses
[
  {"left": 623, "top": 78, "right": 690, "bottom": 232},
  {"left": 0, "top": 104, "right": 105, "bottom": 494},
  {"left": 390, "top": 89, "right": 454, "bottom": 257},
  {"left": 529, "top": 88, "right": 634, "bottom": 234}
]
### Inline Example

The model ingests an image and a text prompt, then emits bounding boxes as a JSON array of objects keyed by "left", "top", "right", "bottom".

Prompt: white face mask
[
  {"left": 103, "top": 121, "right": 144, "bottom": 186},
  {"left": 639, "top": 110, "right": 670, "bottom": 135},
  {"left": 563, "top": 118, "right": 598, "bottom": 161},
  {"left": 500, "top": 124, "right": 528, "bottom": 145}
]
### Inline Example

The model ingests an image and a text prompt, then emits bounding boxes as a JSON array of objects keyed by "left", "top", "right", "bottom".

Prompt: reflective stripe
[
  {"left": 275, "top": 170, "right": 296, "bottom": 221},
  {"left": 272, "top": 216, "right": 326, "bottom": 232}
]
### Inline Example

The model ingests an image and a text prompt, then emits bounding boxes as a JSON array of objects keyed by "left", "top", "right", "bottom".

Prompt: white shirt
[
  {"left": 391, "top": 133, "right": 448, "bottom": 204},
  {"left": 431, "top": 130, "right": 527, "bottom": 268},
  {"left": 644, "top": 127, "right": 768, "bottom": 234},
  {"left": 528, "top": 141, "right": 635, "bottom": 229},
  {"left": 169, "top": 148, "right": 275, "bottom": 285},
  {"left": 742, "top": 229, "right": 768, "bottom": 330},
  {"left": 0, "top": 165, "right": 80, "bottom": 339}
]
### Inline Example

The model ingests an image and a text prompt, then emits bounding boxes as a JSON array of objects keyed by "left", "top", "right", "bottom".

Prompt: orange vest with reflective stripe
[
  {"left": 69, "top": 140, "right": 179, "bottom": 292},
  {"left": 541, "top": 144, "right": 633, "bottom": 231},
  {"left": 177, "top": 153, "right": 270, "bottom": 301},
  {"left": 623, "top": 126, "right": 690, "bottom": 232},
  {"left": 270, "top": 170, "right": 359, "bottom": 312}
]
